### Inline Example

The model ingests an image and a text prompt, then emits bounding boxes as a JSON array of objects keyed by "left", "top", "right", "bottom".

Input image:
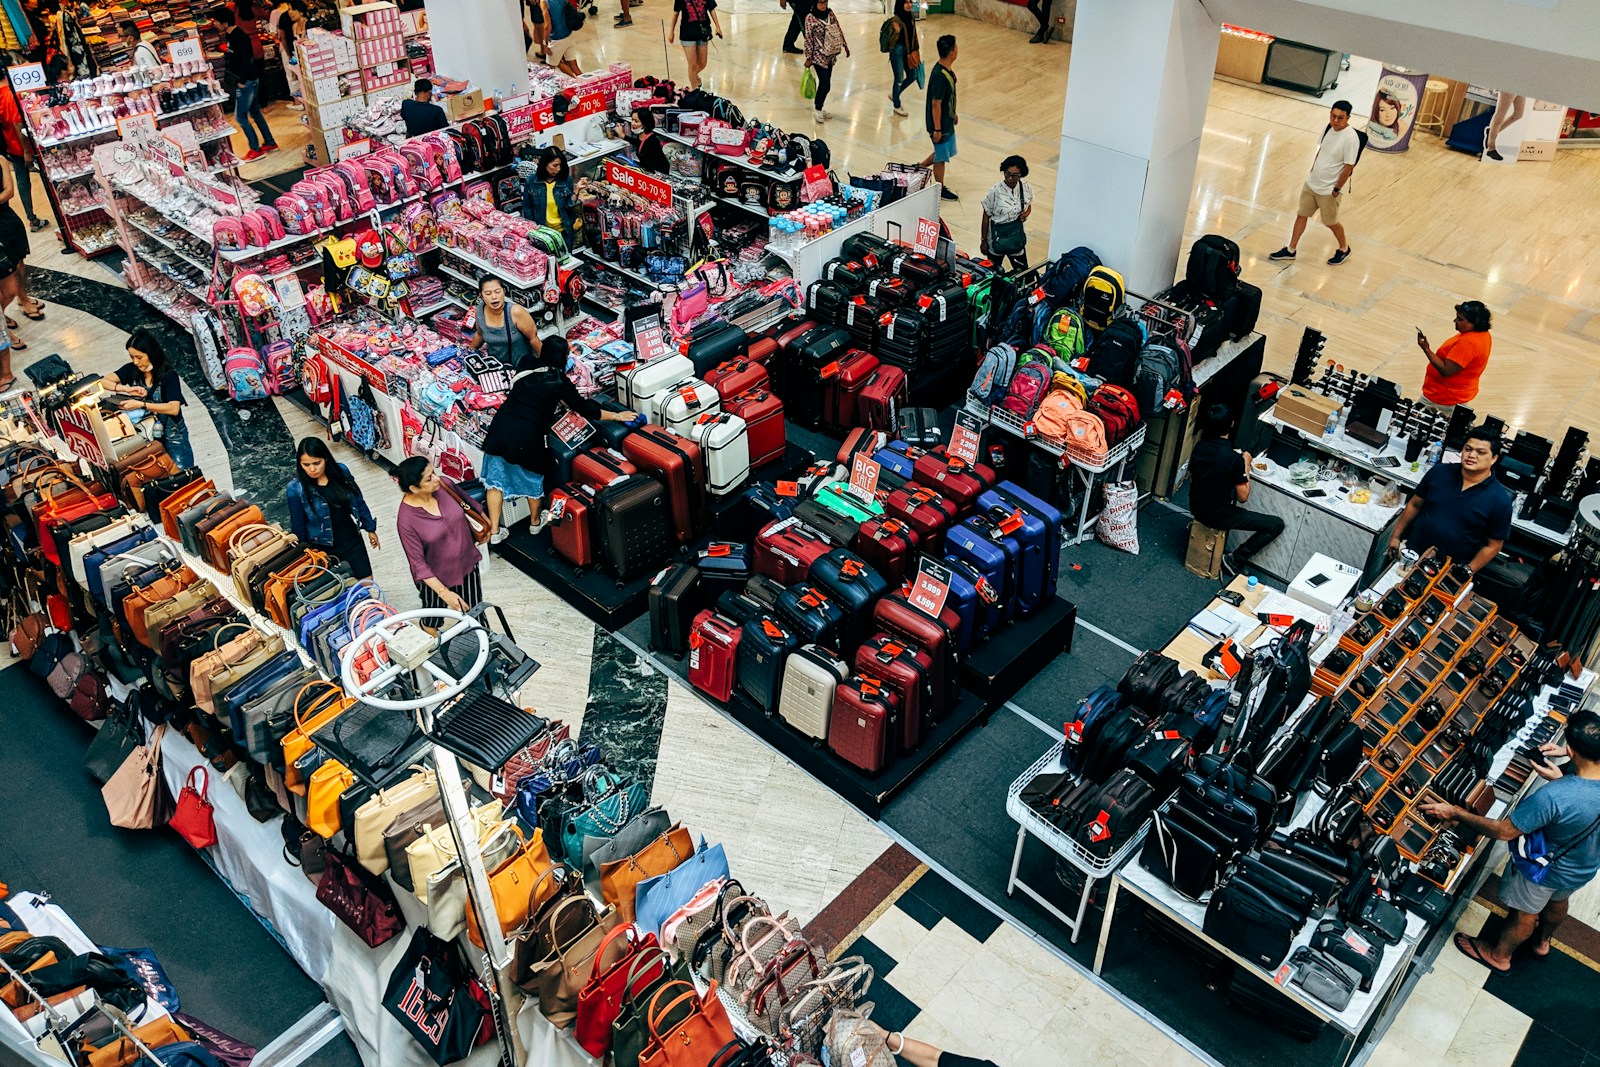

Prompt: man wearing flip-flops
[{"left": 1422, "top": 709, "right": 1600, "bottom": 974}]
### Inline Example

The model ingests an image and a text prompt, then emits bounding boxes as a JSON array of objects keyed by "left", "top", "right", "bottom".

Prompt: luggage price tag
[
  {"left": 775, "top": 481, "right": 799, "bottom": 497},
  {"left": 908, "top": 557, "right": 952, "bottom": 617},
  {"left": 948, "top": 411, "right": 983, "bottom": 467},
  {"left": 548, "top": 494, "right": 568, "bottom": 520},
  {"left": 678, "top": 385, "right": 700, "bottom": 405},
  {"left": 1087, "top": 812, "right": 1111, "bottom": 843},
  {"left": 818, "top": 361, "right": 841, "bottom": 379},
  {"left": 1272, "top": 964, "right": 1291, "bottom": 986},
  {"left": 1028, "top": 287, "right": 1046, "bottom": 305},
  {"left": 917, "top": 295, "right": 933, "bottom": 310},
  {"left": 1065, "top": 719, "right": 1084, "bottom": 743},
  {"left": 650, "top": 565, "right": 673, "bottom": 586},
  {"left": 996, "top": 509, "right": 1025, "bottom": 536},
  {"left": 702, "top": 543, "right": 735, "bottom": 558},
  {"left": 697, "top": 412, "right": 719, "bottom": 424},
  {"left": 761, "top": 620, "right": 785, "bottom": 639},
  {"left": 1162, "top": 730, "right": 1180, "bottom": 740},
  {"left": 973, "top": 577, "right": 998, "bottom": 605},
  {"left": 848, "top": 453, "right": 882, "bottom": 505}
]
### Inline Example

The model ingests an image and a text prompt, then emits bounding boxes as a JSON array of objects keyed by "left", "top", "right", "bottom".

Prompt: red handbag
[
  {"left": 575, "top": 925, "right": 662, "bottom": 1057},
  {"left": 170, "top": 766, "right": 217, "bottom": 848}
]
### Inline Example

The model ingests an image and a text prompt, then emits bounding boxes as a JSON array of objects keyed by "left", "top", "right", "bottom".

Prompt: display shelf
[
  {"left": 45, "top": 167, "right": 97, "bottom": 182},
  {"left": 575, "top": 247, "right": 658, "bottom": 289},
  {"left": 114, "top": 185, "right": 216, "bottom": 244},
  {"left": 129, "top": 288, "right": 199, "bottom": 333},
  {"left": 197, "top": 128, "right": 234, "bottom": 145},
  {"left": 60, "top": 199, "right": 110, "bottom": 218},
  {"left": 961, "top": 597, "right": 1078, "bottom": 708},
  {"left": 124, "top": 217, "right": 215, "bottom": 274},
  {"left": 657, "top": 129, "right": 801, "bottom": 181},
  {"left": 129, "top": 246, "right": 208, "bottom": 298},
  {"left": 714, "top": 193, "right": 769, "bottom": 219},
  {"left": 436, "top": 260, "right": 479, "bottom": 287},
  {"left": 33, "top": 96, "right": 228, "bottom": 148}
]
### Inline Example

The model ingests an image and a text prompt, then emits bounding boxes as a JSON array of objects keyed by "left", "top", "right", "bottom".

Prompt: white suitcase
[
  {"left": 780, "top": 645, "right": 850, "bottom": 741},
  {"left": 618, "top": 354, "right": 694, "bottom": 423},
  {"left": 659, "top": 376, "right": 722, "bottom": 437},
  {"left": 687, "top": 411, "right": 750, "bottom": 496}
]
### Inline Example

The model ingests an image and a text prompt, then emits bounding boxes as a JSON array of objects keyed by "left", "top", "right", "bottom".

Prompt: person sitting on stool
[
  {"left": 1189, "top": 403, "right": 1285, "bottom": 576},
  {"left": 1387, "top": 424, "right": 1512, "bottom": 573}
]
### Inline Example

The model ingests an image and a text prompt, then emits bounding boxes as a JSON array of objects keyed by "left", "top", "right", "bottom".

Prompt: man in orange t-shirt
[{"left": 1418, "top": 300, "right": 1493, "bottom": 410}]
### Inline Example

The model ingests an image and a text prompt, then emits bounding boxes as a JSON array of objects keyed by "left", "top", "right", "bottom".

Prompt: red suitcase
[
  {"left": 745, "top": 337, "right": 778, "bottom": 365},
  {"left": 884, "top": 486, "right": 959, "bottom": 555},
  {"left": 858, "top": 365, "right": 909, "bottom": 434},
  {"left": 853, "top": 517, "right": 919, "bottom": 586},
  {"left": 873, "top": 591, "right": 961, "bottom": 715},
  {"left": 822, "top": 349, "right": 881, "bottom": 432},
  {"left": 855, "top": 633, "right": 935, "bottom": 752},
  {"left": 829, "top": 676, "right": 899, "bottom": 774},
  {"left": 754, "top": 519, "right": 832, "bottom": 584},
  {"left": 572, "top": 447, "right": 638, "bottom": 491},
  {"left": 771, "top": 317, "right": 820, "bottom": 356},
  {"left": 723, "top": 388, "right": 786, "bottom": 468},
  {"left": 688, "top": 610, "right": 742, "bottom": 701},
  {"left": 835, "top": 427, "right": 889, "bottom": 469},
  {"left": 706, "top": 358, "right": 769, "bottom": 401},
  {"left": 622, "top": 424, "right": 708, "bottom": 544},
  {"left": 911, "top": 449, "right": 997, "bottom": 513},
  {"left": 549, "top": 483, "right": 596, "bottom": 568}
]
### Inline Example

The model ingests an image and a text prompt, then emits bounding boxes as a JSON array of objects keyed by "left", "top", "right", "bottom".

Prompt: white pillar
[
  {"left": 425, "top": 0, "right": 530, "bottom": 105},
  {"left": 1049, "top": 0, "right": 1219, "bottom": 296}
]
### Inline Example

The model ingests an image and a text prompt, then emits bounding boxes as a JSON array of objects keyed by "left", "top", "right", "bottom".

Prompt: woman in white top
[{"left": 980, "top": 154, "right": 1033, "bottom": 272}]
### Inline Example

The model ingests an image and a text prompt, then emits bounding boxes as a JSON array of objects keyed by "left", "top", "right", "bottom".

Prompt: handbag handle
[
  {"left": 292, "top": 680, "right": 345, "bottom": 728},
  {"left": 228, "top": 522, "right": 281, "bottom": 551},
  {"left": 628, "top": 826, "right": 687, "bottom": 874},
  {"left": 207, "top": 621, "right": 259, "bottom": 653},
  {"left": 644, "top": 983, "right": 701, "bottom": 1040},
  {"left": 521, "top": 861, "right": 569, "bottom": 919},
  {"left": 620, "top": 946, "right": 670, "bottom": 1002},
  {"left": 544, "top": 890, "right": 600, "bottom": 954},
  {"left": 186, "top": 764, "right": 210, "bottom": 797}
]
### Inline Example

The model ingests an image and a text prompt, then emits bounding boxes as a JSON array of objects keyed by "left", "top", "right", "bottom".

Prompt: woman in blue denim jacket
[
  {"left": 285, "top": 437, "right": 379, "bottom": 579},
  {"left": 521, "top": 146, "right": 581, "bottom": 252}
]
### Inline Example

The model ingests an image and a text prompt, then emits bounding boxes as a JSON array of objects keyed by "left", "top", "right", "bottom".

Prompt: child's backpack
[
  {"left": 261, "top": 340, "right": 295, "bottom": 395},
  {"left": 967, "top": 342, "right": 1017, "bottom": 406},
  {"left": 1081, "top": 265, "right": 1125, "bottom": 332},
  {"left": 224, "top": 348, "right": 269, "bottom": 402},
  {"left": 999, "top": 362, "right": 1051, "bottom": 419}
]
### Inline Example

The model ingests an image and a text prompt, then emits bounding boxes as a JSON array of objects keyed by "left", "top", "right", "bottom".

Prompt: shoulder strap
[{"left": 1546, "top": 807, "right": 1600, "bottom": 865}]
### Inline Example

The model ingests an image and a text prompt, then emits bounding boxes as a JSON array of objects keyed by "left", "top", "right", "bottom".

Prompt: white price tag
[
  {"left": 168, "top": 38, "right": 204, "bottom": 65},
  {"left": 7, "top": 64, "right": 45, "bottom": 93}
]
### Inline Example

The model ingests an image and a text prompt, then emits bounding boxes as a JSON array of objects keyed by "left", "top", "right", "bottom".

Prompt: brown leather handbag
[
  {"left": 123, "top": 564, "right": 201, "bottom": 649},
  {"left": 600, "top": 823, "right": 695, "bottom": 924},
  {"left": 191, "top": 624, "right": 286, "bottom": 716},
  {"left": 282, "top": 682, "right": 353, "bottom": 793},
  {"left": 120, "top": 449, "right": 180, "bottom": 509},
  {"left": 141, "top": 578, "right": 221, "bottom": 650},
  {"left": 204, "top": 503, "right": 266, "bottom": 570},
  {"left": 263, "top": 553, "right": 334, "bottom": 628},
  {"left": 523, "top": 892, "right": 626, "bottom": 1026},
  {"left": 466, "top": 827, "right": 557, "bottom": 949},
  {"left": 159, "top": 478, "right": 216, "bottom": 536},
  {"left": 190, "top": 497, "right": 253, "bottom": 555},
  {"left": 228, "top": 523, "right": 300, "bottom": 601}
]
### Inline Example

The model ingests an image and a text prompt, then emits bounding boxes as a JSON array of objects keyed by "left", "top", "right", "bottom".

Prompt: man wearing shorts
[
  {"left": 1270, "top": 100, "right": 1358, "bottom": 266},
  {"left": 543, "top": 0, "right": 582, "bottom": 75},
  {"left": 1421, "top": 709, "right": 1600, "bottom": 974},
  {"left": 920, "top": 35, "right": 959, "bottom": 201}
]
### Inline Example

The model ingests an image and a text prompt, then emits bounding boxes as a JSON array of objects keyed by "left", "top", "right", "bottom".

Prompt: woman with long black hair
[
  {"left": 99, "top": 328, "right": 193, "bottom": 467},
  {"left": 286, "top": 437, "right": 380, "bottom": 579}
]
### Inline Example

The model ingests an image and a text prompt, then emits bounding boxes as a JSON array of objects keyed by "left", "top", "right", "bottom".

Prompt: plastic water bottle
[
  {"left": 1423, "top": 440, "right": 1442, "bottom": 471},
  {"left": 1323, "top": 407, "right": 1340, "bottom": 442},
  {"left": 1247, "top": 575, "right": 1258, "bottom": 590}
]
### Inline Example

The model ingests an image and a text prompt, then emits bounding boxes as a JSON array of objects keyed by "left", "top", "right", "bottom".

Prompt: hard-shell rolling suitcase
[
  {"left": 688, "top": 610, "right": 742, "bottom": 701},
  {"left": 912, "top": 448, "right": 996, "bottom": 511},
  {"left": 714, "top": 482, "right": 795, "bottom": 544},
  {"left": 822, "top": 349, "right": 881, "bottom": 432},
  {"left": 890, "top": 251, "right": 945, "bottom": 287},
  {"left": 812, "top": 481, "right": 886, "bottom": 524},
  {"left": 936, "top": 556, "right": 988, "bottom": 650},
  {"left": 597, "top": 477, "right": 675, "bottom": 581},
  {"left": 946, "top": 516, "right": 1020, "bottom": 623},
  {"left": 795, "top": 497, "right": 863, "bottom": 549},
  {"left": 808, "top": 548, "right": 889, "bottom": 650},
  {"left": 687, "top": 412, "right": 751, "bottom": 497},
  {"left": 822, "top": 258, "right": 875, "bottom": 290},
  {"left": 775, "top": 582, "right": 847, "bottom": 647},
  {"left": 696, "top": 541, "right": 752, "bottom": 593},
  {"left": 897, "top": 407, "right": 943, "bottom": 449},
  {"left": 754, "top": 519, "right": 832, "bottom": 584},
  {"left": 873, "top": 591, "right": 961, "bottom": 715},
  {"left": 779, "top": 645, "right": 850, "bottom": 742},
  {"left": 745, "top": 336, "right": 778, "bottom": 366},
  {"left": 593, "top": 397, "right": 641, "bottom": 450},
  {"left": 885, "top": 486, "right": 960, "bottom": 556},
  {"left": 829, "top": 677, "right": 899, "bottom": 774},
  {"left": 768, "top": 317, "right": 819, "bottom": 393},
  {"left": 866, "top": 274, "right": 911, "bottom": 307},
  {"left": 706, "top": 358, "right": 769, "bottom": 401},
  {"left": 1228, "top": 280, "right": 1262, "bottom": 341},
  {"left": 976, "top": 481, "right": 1063, "bottom": 613},
  {"left": 745, "top": 572, "right": 788, "bottom": 609},
  {"left": 649, "top": 562, "right": 705, "bottom": 656},
  {"left": 572, "top": 447, "right": 638, "bottom": 491},
  {"left": 716, "top": 589, "right": 768, "bottom": 625},
  {"left": 805, "top": 280, "right": 850, "bottom": 327},
  {"left": 874, "top": 442, "right": 920, "bottom": 483},
  {"left": 549, "top": 419, "right": 597, "bottom": 485},
  {"left": 853, "top": 517, "right": 918, "bottom": 587},
  {"left": 550, "top": 483, "right": 597, "bottom": 569},
  {"left": 723, "top": 389, "right": 786, "bottom": 468},
  {"left": 856, "top": 633, "right": 935, "bottom": 752},
  {"left": 659, "top": 377, "right": 722, "bottom": 438},
  {"left": 737, "top": 615, "right": 800, "bottom": 713},
  {"left": 843, "top": 295, "right": 886, "bottom": 351},
  {"left": 837, "top": 428, "right": 889, "bottom": 470},
  {"left": 784, "top": 326, "right": 852, "bottom": 428},
  {"left": 874, "top": 310, "right": 930, "bottom": 372},
  {"left": 685, "top": 320, "right": 749, "bottom": 377},
  {"left": 619, "top": 354, "right": 695, "bottom": 423},
  {"left": 858, "top": 366, "right": 909, "bottom": 434},
  {"left": 622, "top": 425, "right": 708, "bottom": 544}
]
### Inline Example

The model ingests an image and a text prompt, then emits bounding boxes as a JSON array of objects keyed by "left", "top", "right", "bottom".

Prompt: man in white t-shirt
[{"left": 1270, "top": 100, "right": 1359, "bottom": 266}]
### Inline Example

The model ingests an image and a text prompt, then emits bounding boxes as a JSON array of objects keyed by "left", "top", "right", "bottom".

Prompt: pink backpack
[
  {"left": 275, "top": 193, "right": 315, "bottom": 234},
  {"left": 426, "top": 134, "right": 462, "bottom": 181},
  {"left": 334, "top": 162, "right": 378, "bottom": 211},
  {"left": 311, "top": 175, "right": 351, "bottom": 221},
  {"left": 240, "top": 212, "right": 271, "bottom": 247},
  {"left": 999, "top": 362, "right": 1051, "bottom": 419},
  {"left": 291, "top": 180, "right": 335, "bottom": 227},
  {"left": 253, "top": 206, "right": 286, "bottom": 241},
  {"left": 400, "top": 143, "right": 440, "bottom": 190},
  {"left": 211, "top": 216, "right": 248, "bottom": 250},
  {"left": 261, "top": 339, "right": 294, "bottom": 394}
]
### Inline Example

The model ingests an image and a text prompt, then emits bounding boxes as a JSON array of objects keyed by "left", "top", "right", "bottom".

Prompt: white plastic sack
[{"left": 1096, "top": 479, "right": 1140, "bottom": 555}]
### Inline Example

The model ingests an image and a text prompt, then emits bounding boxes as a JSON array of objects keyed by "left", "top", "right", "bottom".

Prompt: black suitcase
[
  {"left": 889, "top": 251, "right": 945, "bottom": 287},
  {"left": 866, "top": 274, "right": 911, "bottom": 307},
  {"left": 1186, "top": 234, "right": 1241, "bottom": 298},
  {"left": 896, "top": 407, "right": 942, "bottom": 448},
  {"left": 808, "top": 548, "right": 889, "bottom": 650},
  {"left": 774, "top": 581, "right": 846, "bottom": 648},
  {"left": 822, "top": 258, "right": 874, "bottom": 291},
  {"left": 646, "top": 563, "right": 702, "bottom": 656},
  {"left": 805, "top": 280, "right": 850, "bottom": 327},
  {"left": 744, "top": 572, "right": 788, "bottom": 608},
  {"left": 593, "top": 397, "right": 640, "bottom": 449},
  {"left": 795, "top": 497, "right": 862, "bottom": 549},
  {"left": 716, "top": 588, "right": 768, "bottom": 624},
  {"left": 597, "top": 477, "right": 675, "bottom": 581},
  {"left": 549, "top": 417, "right": 596, "bottom": 485},
  {"left": 1228, "top": 280, "right": 1262, "bottom": 341},
  {"left": 785, "top": 326, "right": 852, "bottom": 427},
  {"left": 1158, "top": 280, "right": 1229, "bottom": 362},
  {"left": 736, "top": 614, "right": 801, "bottom": 713},
  {"left": 874, "top": 310, "right": 930, "bottom": 371},
  {"left": 686, "top": 320, "right": 748, "bottom": 377},
  {"left": 843, "top": 294, "right": 887, "bottom": 350},
  {"left": 839, "top": 232, "right": 892, "bottom": 263}
]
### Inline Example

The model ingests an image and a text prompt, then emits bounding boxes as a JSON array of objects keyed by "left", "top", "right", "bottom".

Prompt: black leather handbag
[
  {"left": 1310, "top": 916, "right": 1383, "bottom": 991},
  {"left": 1203, "top": 877, "right": 1299, "bottom": 969},
  {"left": 1142, "top": 803, "right": 1236, "bottom": 900}
]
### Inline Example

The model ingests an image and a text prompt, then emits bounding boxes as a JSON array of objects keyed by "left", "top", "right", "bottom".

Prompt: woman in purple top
[{"left": 395, "top": 456, "right": 485, "bottom": 613}]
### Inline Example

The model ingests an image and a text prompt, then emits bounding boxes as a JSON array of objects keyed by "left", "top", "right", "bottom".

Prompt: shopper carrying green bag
[{"left": 802, "top": 65, "right": 817, "bottom": 100}]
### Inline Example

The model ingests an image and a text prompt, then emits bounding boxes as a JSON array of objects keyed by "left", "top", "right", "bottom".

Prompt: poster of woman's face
[{"left": 1368, "top": 73, "right": 1419, "bottom": 148}]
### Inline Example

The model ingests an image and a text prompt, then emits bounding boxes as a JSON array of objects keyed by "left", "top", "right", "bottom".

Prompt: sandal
[
  {"left": 3, "top": 317, "right": 14, "bottom": 330},
  {"left": 20, "top": 305, "right": 43, "bottom": 321},
  {"left": 1454, "top": 933, "right": 1512, "bottom": 974},
  {"left": 0, "top": 376, "right": 15, "bottom": 392},
  {"left": 9, "top": 339, "right": 25, "bottom": 350}
]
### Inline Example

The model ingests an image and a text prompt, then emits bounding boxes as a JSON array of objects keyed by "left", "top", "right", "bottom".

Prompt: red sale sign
[
  {"left": 914, "top": 217, "right": 939, "bottom": 255},
  {"left": 605, "top": 160, "right": 674, "bottom": 205},
  {"left": 908, "top": 558, "right": 952, "bottom": 617}
]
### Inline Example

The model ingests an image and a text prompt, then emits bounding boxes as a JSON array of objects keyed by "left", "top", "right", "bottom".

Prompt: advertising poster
[{"left": 1367, "top": 68, "right": 1428, "bottom": 153}]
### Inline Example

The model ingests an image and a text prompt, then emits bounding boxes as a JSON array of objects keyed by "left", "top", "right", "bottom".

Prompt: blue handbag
[
  {"left": 634, "top": 840, "right": 730, "bottom": 937},
  {"left": 1511, "top": 812, "right": 1600, "bottom": 885}
]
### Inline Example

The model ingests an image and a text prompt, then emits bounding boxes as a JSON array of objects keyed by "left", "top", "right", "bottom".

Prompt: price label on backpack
[
  {"left": 908, "top": 557, "right": 952, "bottom": 618},
  {"left": 848, "top": 454, "right": 881, "bottom": 505},
  {"left": 914, "top": 217, "right": 939, "bottom": 256},
  {"left": 948, "top": 410, "right": 982, "bottom": 467}
]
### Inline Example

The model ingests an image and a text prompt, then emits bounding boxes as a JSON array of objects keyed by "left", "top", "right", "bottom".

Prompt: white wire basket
[
  {"left": 1006, "top": 741, "right": 1153, "bottom": 878},
  {"left": 969, "top": 400, "right": 1148, "bottom": 474}
]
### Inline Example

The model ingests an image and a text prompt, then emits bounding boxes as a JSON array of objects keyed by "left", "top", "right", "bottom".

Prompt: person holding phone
[
  {"left": 1417, "top": 300, "right": 1493, "bottom": 414},
  {"left": 1188, "top": 403, "right": 1285, "bottom": 577},
  {"left": 1387, "top": 424, "right": 1512, "bottom": 573}
]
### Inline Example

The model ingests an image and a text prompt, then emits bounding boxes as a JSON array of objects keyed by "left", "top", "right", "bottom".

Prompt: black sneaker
[
  {"left": 782, "top": 45, "right": 804, "bottom": 54},
  {"left": 1328, "top": 247, "right": 1352, "bottom": 265},
  {"left": 1269, "top": 247, "right": 1296, "bottom": 261},
  {"left": 940, "top": 187, "right": 959, "bottom": 201}
]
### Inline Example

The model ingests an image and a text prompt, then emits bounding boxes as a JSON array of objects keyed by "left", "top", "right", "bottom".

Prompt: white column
[
  {"left": 1049, "top": 0, "right": 1219, "bottom": 296},
  {"left": 425, "top": 0, "right": 530, "bottom": 105}
]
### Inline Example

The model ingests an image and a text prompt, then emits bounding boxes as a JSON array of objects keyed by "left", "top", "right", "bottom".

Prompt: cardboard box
[
  {"left": 1288, "top": 553, "right": 1361, "bottom": 614},
  {"left": 445, "top": 88, "right": 484, "bottom": 121},
  {"left": 1274, "top": 386, "right": 1341, "bottom": 438}
]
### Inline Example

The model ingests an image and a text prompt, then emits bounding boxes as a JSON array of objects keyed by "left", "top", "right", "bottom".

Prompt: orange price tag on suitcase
[{"left": 776, "top": 481, "right": 799, "bottom": 497}]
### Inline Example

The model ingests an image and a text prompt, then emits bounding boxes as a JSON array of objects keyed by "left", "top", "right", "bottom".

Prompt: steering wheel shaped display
[{"left": 340, "top": 608, "right": 491, "bottom": 711}]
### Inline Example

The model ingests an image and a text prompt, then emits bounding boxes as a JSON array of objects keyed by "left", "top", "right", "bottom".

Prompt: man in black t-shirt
[
  {"left": 401, "top": 79, "right": 449, "bottom": 136},
  {"left": 1189, "top": 404, "right": 1284, "bottom": 575},
  {"left": 214, "top": 6, "right": 278, "bottom": 160},
  {"left": 1388, "top": 425, "right": 1513, "bottom": 572}
]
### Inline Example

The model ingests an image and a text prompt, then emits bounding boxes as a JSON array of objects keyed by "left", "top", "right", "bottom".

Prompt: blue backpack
[
  {"left": 968, "top": 342, "right": 1018, "bottom": 405},
  {"left": 1040, "top": 245, "right": 1102, "bottom": 304},
  {"left": 1062, "top": 685, "right": 1124, "bottom": 775}
]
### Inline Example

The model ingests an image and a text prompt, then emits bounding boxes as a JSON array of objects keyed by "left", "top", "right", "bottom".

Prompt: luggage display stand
[
  {"left": 965, "top": 400, "right": 1148, "bottom": 545},
  {"left": 1005, "top": 741, "right": 1149, "bottom": 944},
  {"left": 960, "top": 596, "right": 1078, "bottom": 708}
]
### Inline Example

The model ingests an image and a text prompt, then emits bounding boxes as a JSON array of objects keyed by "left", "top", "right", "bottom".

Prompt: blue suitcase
[
  {"left": 946, "top": 516, "right": 1020, "bottom": 624},
  {"left": 697, "top": 542, "right": 753, "bottom": 592},
  {"left": 873, "top": 442, "right": 919, "bottom": 483},
  {"left": 736, "top": 614, "right": 801, "bottom": 713},
  {"left": 808, "top": 548, "right": 890, "bottom": 651},
  {"left": 977, "top": 481, "right": 1063, "bottom": 613},
  {"left": 775, "top": 581, "right": 846, "bottom": 648},
  {"left": 940, "top": 556, "right": 994, "bottom": 649},
  {"left": 548, "top": 417, "right": 596, "bottom": 485}
]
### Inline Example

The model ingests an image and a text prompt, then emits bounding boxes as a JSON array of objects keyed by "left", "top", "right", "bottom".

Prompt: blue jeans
[
  {"left": 161, "top": 415, "right": 194, "bottom": 468},
  {"left": 889, "top": 46, "right": 917, "bottom": 108},
  {"left": 233, "top": 79, "right": 275, "bottom": 152}
]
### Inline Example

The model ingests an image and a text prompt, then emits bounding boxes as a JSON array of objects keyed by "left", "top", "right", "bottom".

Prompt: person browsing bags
[
  {"left": 470, "top": 275, "right": 542, "bottom": 368},
  {"left": 99, "top": 327, "right": 194, "bottom": 468},
  {"left": 521, "top": 146, "right": 581, "bottom": 253},
  {"left": 395, "top": 456, "right": 486, "bottom": 614},
  {"left": 1421, "top": 709, "right": 1600, "bottom": 974},
  {"left": 980, "top": 155, "right": 1032, "bottom": 271},
  {"left": 1270, "top": 100, "right": 1358, "bottom": 266},
  {"left": 1188, "top": 403, "right": 1284, "bottom": 577},
  {"left": 1417, "top": 300, "right": 1493, "bottom": 414},
  {"left": 1388, "top": 424, "right": 1513, "bottom": 573},
  {"left": 480, "top": 337, "right": 637, "bottom": 541},
  {"left": 286, "top": 437, "right": 380, "bottom": 580}
]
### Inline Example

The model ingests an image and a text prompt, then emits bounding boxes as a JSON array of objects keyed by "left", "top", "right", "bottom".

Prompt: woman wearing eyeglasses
[
  {"left": 980, "top": 155, "right": 1033, "bottom": 272},
  {"left": 1417, "top": 300, "right": 1493, "bottom": 415}
]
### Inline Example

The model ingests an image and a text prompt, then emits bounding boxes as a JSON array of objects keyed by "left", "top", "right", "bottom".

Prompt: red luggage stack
[
  {"left": 621, "top": 424, "right": 708, "bottom": 544},
  {"left": 706, "top": 359, "right": 769, "bottom": 401},
  {"left": 829, "top": 676, "right": 900, "bottom": 774},
  {"left": 572, "top": 448, "right": 637, "bottom": 491},
  {"left": 858, "top": 365, "right": 909, "bottom": 434},
  {"left": 911, "top": 448, "right": 996, "bottom": 512},
  {"left": 873, "top": 591, "right": 961, "bottom": 716},
  {"left": 853, "top": 517, "right": 918, "bottom": 586},
  {"left": 884, "top": 486, "right": 959, "bottom": 555},
  {"left": 855, "top": 634, "right": 935, "bottom": 752},
  {"left": 821, "top": 350, "right": 880, "bottom": 432}
]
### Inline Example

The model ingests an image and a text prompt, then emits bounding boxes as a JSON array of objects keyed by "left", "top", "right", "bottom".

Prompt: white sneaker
[
  {"left": 490, "top": 527, "right": 510, "bottom": 545},
  {"left": 822, "top": 110, "right": 832, "bottom": 120},
  {"left": 813, "top": 111, "right": 824, "bottom": 124}
]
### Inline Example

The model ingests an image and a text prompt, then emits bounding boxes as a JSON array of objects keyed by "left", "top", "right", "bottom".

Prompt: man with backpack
[
  {"left": 1269, "top": 100, "right": 1360, "bottom": 267},
  {"left": 542, "top": 0, "right": 584, "bottom": 75},
  {"left": 919, "top": 35, "right": 959, "bottom": 201},
  {"left": 1188, "top": 403, "right": 1283, "bottom": 576}
]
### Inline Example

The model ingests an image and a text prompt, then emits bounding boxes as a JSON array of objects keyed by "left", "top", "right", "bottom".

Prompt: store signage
[
  {"left": 57, "top": 406, "right": 106, "bottom": 469},
  {"left": 551, "top": 410, "right": 596, "bottom": 448},
  {"left": 117, "top": 112, "right": 158, "bottom": 143},
  {"left": 310, "top": 335, "right": 387, "bottom": 391},
  {"left": 337, "top": 138, "right": 372, "bottom": 161},
  {"left": 633, "top": 319, "right": 670, "bottom": 363},
  {"left": 502, "top": 104, "right": 537, "bottom": 141},
  {"left": 168, "top": 38, "right": 204, "bottom": 66},
  {"left": 914, "top": 217, "right": 939, "bottom": 256},
  {"left": 7, "top": 63, "right": 45, "bottom": 93},
  {"left": 153, "top": 135, "right": 185, "bottom": 177},
  {"left": 531, "top": 89, "right": 606, "bottom": 133},
  {"left": 604, "top": 160, "right": 673, "bottom": 206},
  {"left": 848, "top": 453, "right": 881, "bottom": 504},
  {"left": 908, "top": 557, "right": 952, "bottom": 618},
  {"left": 948, "top": 410, "right": 982, "bottom": 467}
]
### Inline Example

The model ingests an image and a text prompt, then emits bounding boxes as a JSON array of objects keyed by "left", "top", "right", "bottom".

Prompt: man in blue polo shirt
[{"left": 1388, "top": 425, "right": 1513, "bottom": 572}]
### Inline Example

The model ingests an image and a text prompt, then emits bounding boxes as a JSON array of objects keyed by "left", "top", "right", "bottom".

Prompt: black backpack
[
  {"left": 1322, "top": 123, "right": 1368, "bottom": 164},
  {"left": 1084, "top": 318, "right": 1144, "bottom": 388}
]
